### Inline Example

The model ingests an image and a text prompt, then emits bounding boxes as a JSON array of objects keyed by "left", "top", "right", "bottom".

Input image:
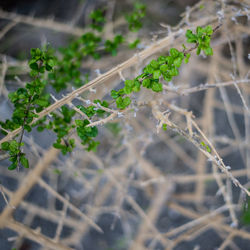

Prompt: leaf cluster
[
  {"left": 1, "top": 47, "right": 56, "bottom": 170},
  {"left": 90, "top": 9, "right": 106, "bottom": 32},
  {"left": 125, "top": 3, "right": 146, "bottom": 32},
  {"left": 110, "top": 47, "right": 190, "bottom": 109},
  {"left": 48, "top": 5, "right": 146, "bottom": 92},
  {"left": 186, "top": 25, "right": 213, "bottom": 55},
  {"left": 1, "top": 140, "right": 28, "bottom": 170}
]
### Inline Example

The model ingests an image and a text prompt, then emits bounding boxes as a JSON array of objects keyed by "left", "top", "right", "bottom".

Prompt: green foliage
[
  {"left": 49, "top": 32, "right": 102, "bottom": 91},
  {"left": 47, "top": 4, "right": 146, "bottom": 92},
  {"left": 186, "top": 25, "right": 213, "bottom": 55},
  {"left": 0, "top": 46, "right": 56, "bottom": 169},
  {"left": 242, "top": 191, "right": 250, "bottom": 225},
  {"left": 105, "top": 35, "right": 124, "bottom": 56},
  {"left": 1, "top": 140, "right": 28, "bottom": 170},
  {"left": 0, "top": 23, "right": 216, "bottom": 171},
  {"left": 162, "top": 123, "right": 167, "bottom": 131},
  {"left": 125, "top": 3, "right": 146, "bottom": 32},
  {"left": 129, "top": 39, "right": 140, "bottom": 49},
  {"left": 75, "top": 119, "right": 99, "bottom": 152},
  {"left": 200, "top": 141, "right": 211, "bottom": 153},
  {"left": 77, "top": 99, "right": 109, "bottom": 118},
  {"left": 109, "top": 25, "right": 214, "bottom": 110},
  {"left": 116, "top": 96, "right": 131, "bottom": 109},
  {"left": 90, "top": 9, "right": 106, "bottom": 32}
]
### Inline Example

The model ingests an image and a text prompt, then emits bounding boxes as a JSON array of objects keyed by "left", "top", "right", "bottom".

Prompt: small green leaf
[
  {"left": 9, "top": 140, "right": 19, "bottom": 153},
  {"left": 160, "top": 64, "right": 168, "bottom": 73},
  {"left": 206, "top": 145, "right": 211, "bottom": 153},
  {"left": 111, "top": 90, "right": 119, "bottom": 99},
  {"left": 34, "top": 99, "right": 49, "bottom": 107},
  {"left": 153, "top": 70, "right": 161, "bottom": 79},
  {"left": 142, "top": 78, "right": 151, "bottom": 88},
  {"left": 186, "top": 30, "right": 197, "bottom": 43},
  {"left": 162, "top": 123, "right": 167, "bottom": 131},
  {"left": 204, "top": 25, "right": 213, "bottom": 35},
  {"left": 124, "top": 86, "right": 132, "bottom": 94},
  {"left": 173, "top": 57, "right": 182, "bottom": 68},
  {"left": 24, "top": 124, "right": 32, "bottom": 132},
  {"left": 123, "top": 96, "right": 131, "bottom": 107},
  {"left": 20, "top": 155, "right": 29, "bottom": 168},
  {"left": 170, "top": 48, "right": 179, "bottom": 58},
  {"left": 75, "top": 119, "right": 84, "bottom": 127},
  {"left": 133, "top": 80, "right": 141, "bottom": 92},
  {"left": 129, "top": 39, "right": 140, "bottom": 49},
  {"left": 1, "top": 142, "right": 10, "bottom": 151},
  {"left": 150, "top": 60, "right": 159, "bottom": 69},
  {"left": 8, "top": 162, "right": 17, "bottom": 170},
  {"left": 144, "top": 65, "right": 154, "bottom": 74},
  {"left": 204, "top": 47, "right": 213, "bottom": 56},
  {"left": 29, "top": 62, "right": 38, "bottom": 71},
  {"left": 184, "top": 53, "right": 191, "bottom": 64},
  {"left": 53, "top": 143, "right": 64, "bottom": 149},
  {"left": 152, "top": 82, "right": 163, "bottom": 92},
  {"left": 116, "top": 96, "right": 131, "bottom": 109},
  {"left": 124, "top": 79, "right": 134, "bottom": 88}
]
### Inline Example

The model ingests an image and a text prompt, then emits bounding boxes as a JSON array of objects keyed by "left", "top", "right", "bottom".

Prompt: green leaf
[
  {"left": 69, "top": 138, "right": 75, "bottom": 147},
  {"left": 116, "top": 96, "right": 131, "bottom": 109},
  {"left": 123, "top": 96, "right": 131, "bottom": 107},
  {"left": 129, "top": 39, "right": 140, "bottom": 49},
  {"left": 124, "top": 80, "right": 134, "bottom": 94},
  {"left": 150, "top": 60, "right": 159, "bottom": 69},
  {"left": 124, "top": 86, "right": 132, "bottom": 94},
  {"left": 157, "top": 56, "right": 167, "bottom": 64},
  {"left": 153, "top": 70, "right": 161, "bottom": 79},
  {"left": 53, "top": 142, "right": 64, "bottom": 149},
  {"left": 1, "top": 142, "right": 10, "bottom": 151},
  {"left": 184, "top": 53, "right": 191, "bottom": 64},
  {"left": 111, "top": 90, "right": 119, "bottom": 99},
  {"left": 143, "top": 65, "right": 154, "bottom": 74},
  {"left": 9, "top": 140, "right": 19, "bottom": 153},
  {"left": 196, "top": 47, "right": 201, "bottom": 55},
  {"left": 169, "top": 67, "right": 179, "bottom": 76},
  {"left": 206, "top": 145, "right": 211, "bottom": 153},
  {"left": 47, "top": 59, "right": 56, "bottom": 68},
  {"left": 152, "top": 82, "right": 163, "bottom": 92},
  {"left": 86, "top": 140, "right": 100, "bottom": 152},
  {"left": 75, "top": 120, "right": 84, "bottom": 126},
  {"left": 124, "top": 79, "right": 134, "bottom": 88},
  {"left": 34, "top": 99, "right": 49, "bottom": 107},
  {"left": 186, "top": 30, "right": 197, "bottom": 43},
  {"left": 162, "top": 123, "right": 167, "bottom": 131},
  {"left": 37, "top": 126, "right": 44, "bottom": 132},
  {"left": 8, "top": 163, "right": 17, "bottom": 170},
  {"left": 20, "top": 155, "right": 29, "bottom": 168},
  {"left": 160, "top": 64, "right": 168, "bottom": 73},
  {"left": 24, "top": 124, "right": 32, "bottom": 132},
  {"left": 173, "top": 57, "right": 182, "bottom": 68},
  {"left": 114, "top": 35, "right": 124, "bottom": 44},
  {"left": 204, "top": 47, "right": 213, "bottom": 56},
  {"left": 142, "top": 78, "right": 151, "bottom": 88},
  {"left": 133, "top": 80, "right": 141, "bottom": 92},
  {"left": 29, "top": 62, "right": 39, "bottom": 71},
  {"left": 170, "top": 48, "right": 179, "bottom": 58},
  {"left": 204, "top": 25, "right": 213, "bottom": 35}
]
